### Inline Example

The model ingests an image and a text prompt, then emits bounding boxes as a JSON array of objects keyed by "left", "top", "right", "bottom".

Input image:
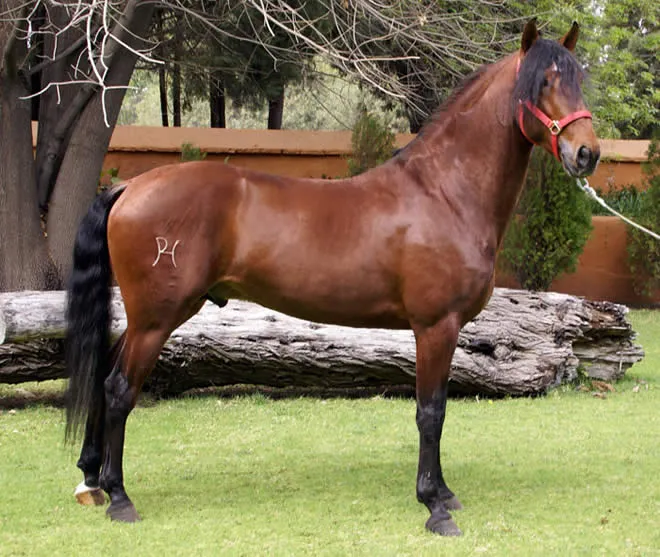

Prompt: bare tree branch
[
  {"left": 12, "top": 0, "right": 525, "bottom": 123},
  {"left": 156, "top": 0, "right": 525, "bottom": 119},
  {"left": 22, "top": 0, "right": 157, "bottom": 208},
  {"left": 26, "top": 32, "right": 85, "bottom": 75}
]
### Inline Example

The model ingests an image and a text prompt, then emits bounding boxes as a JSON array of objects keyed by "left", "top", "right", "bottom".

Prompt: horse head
[{"left": 514, "top": 19, "right": 600, "bottom": 177}]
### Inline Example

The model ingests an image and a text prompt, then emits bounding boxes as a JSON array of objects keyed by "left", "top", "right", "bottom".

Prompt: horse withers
[{"left": 65, "top": 20, "right": 599, "bottom": 536}]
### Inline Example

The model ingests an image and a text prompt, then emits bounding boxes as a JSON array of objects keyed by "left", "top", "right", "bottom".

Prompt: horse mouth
[
  {"left": 561, "top": 159, "right": 584, "bottom": 178},
  {"left": 560, "top": 153, "right": 596, "bottom": 178}
]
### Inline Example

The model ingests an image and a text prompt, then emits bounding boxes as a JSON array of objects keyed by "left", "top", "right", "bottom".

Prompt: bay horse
[{"left": 65, "top": 20, "right": 600, "bottom": 536}]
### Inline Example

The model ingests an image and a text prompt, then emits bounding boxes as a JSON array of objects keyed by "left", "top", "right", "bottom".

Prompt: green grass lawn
[{"left": 0, "top": 310, "right": 658, "bottom": 556}]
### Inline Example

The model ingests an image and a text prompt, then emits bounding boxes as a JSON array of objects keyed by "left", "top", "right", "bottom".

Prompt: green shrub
[
  {"left": 346, "top": 109, "right": 395, "bottom": 176},
  {"left": 97, "top": 167, "right": 121, "bottom": 192},
  {"left": 588, "top": 184, "right": 645, "bottom": 217},
  {"left": 627, "top": 137, "right": 660, "bottom": 296},
  {"left": 181, "top": 142, "right": 207, "bottom": 162},
  {"left": 500, "top": 149, "right": 593, "bottom": 291}
]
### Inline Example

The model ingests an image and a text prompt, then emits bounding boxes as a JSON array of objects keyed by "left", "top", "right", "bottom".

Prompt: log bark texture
[{"left": 0, "top": 288, "right": 644, "bottom": 396}]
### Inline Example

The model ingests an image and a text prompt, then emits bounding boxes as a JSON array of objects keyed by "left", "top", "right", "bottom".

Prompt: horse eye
[{"left": 542, "top": 78, "right": 549, "bottom": 88}]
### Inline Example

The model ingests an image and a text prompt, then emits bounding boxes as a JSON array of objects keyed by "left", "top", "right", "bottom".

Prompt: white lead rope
[{"left": 576, "top": 177, "right": 660, "bottom": 241}]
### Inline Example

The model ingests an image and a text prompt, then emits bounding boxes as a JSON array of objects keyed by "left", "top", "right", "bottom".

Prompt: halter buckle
[{"left": 549, "top": 121, "right": 562, "bottom": 135}]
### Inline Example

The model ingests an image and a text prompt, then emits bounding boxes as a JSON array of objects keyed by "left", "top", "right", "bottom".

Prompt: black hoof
[
  {"left": 425, "top": 515, "right": 462, "bottom": 536},
  {"left": 106, "top": 500, "right": 141, "bottom": 523},
  {"left": 442, "top": 495, "right": 464, "bottom": 511}
]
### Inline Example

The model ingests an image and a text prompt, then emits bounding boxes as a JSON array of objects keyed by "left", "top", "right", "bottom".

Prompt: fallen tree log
[{"left": 0, "top": 288, "right": 644, "bottom": 396}]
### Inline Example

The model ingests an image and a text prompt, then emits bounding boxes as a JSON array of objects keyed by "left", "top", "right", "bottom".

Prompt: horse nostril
[{"left": 577, "top": 146, "right": 592, "bottom": 169}]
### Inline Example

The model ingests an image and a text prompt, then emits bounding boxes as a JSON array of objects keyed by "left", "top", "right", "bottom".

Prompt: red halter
[{"left": 515, "top": 58, "right": 592, "bottom": 161}]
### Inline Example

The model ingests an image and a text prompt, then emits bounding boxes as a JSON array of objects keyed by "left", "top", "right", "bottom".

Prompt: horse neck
[{"left": 402, "top": 55, "right": 533, "bottom": 247}]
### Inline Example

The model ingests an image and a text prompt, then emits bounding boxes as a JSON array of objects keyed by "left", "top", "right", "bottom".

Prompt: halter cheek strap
[{"left": 515, "top": 58, "right": 592, "bottom": 161}]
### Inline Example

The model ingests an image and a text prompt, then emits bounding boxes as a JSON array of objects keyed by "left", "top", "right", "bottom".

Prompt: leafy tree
[
  {"left": 509, "top": 0, "right": 658, "bottom": 139},
  {"left": 196, "top": 0, "right": 656, "bottom": 137},
  {"left": 592, "top": 0, "right": 658, "bottom": 138},
  {"left": 346, "top": 109, "right": 396, "bottom": 176},
  {"left": 500, "top": 150, "right": 593, "bottom": 291},
  {"left": 153, "top": 1, "right": 328, "bottom": 129},
  {"left": 120, "top": 61, "right": 410, "bottom": 131},
  {"left": 627, "top": 137, "right": 660, "bottom": 295}
]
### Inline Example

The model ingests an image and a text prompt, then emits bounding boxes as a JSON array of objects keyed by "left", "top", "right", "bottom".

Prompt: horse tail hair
[{"left": 65, "top": 185, "right": 126, "bottom": 444}]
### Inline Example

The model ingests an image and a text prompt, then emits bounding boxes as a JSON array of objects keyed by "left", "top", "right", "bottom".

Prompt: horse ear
[
  {"left": 521, "top": 18, "right": 539, "bottom": 53},
  {"left": 559, "top": 21, "right": 580, "bottom": 51}
]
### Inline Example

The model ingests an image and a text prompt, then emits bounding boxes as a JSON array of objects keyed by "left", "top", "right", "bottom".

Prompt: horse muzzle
[{"left": 561, "top": 142, "right": 601, "bottom": 177}]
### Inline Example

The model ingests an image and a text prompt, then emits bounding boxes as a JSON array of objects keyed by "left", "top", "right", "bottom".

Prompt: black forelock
[{"left": 512, "top": 38, "right": 584, "bottom": 107}]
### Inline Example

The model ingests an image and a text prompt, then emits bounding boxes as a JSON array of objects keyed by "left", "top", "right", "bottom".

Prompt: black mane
[{"left": 512, "top": 38, "right": 584, "bottom": 107}]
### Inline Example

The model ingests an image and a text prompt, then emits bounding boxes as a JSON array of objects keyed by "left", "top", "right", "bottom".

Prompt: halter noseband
[{"left": 515, "top": 58, "right": 592, "bottom": 161}]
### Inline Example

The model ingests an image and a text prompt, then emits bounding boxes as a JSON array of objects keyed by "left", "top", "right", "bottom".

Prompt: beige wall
[{"left": 96, "top": 126, "right": 650, "bottom": 191}]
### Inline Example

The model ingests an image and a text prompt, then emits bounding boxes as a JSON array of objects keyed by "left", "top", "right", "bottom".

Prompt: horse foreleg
[
  {"left": 412, "top": 314, "right": 462, "bottom": 536},
  {"left": 75, "top": 333, "right": 126, "bottom": 507},
  {"left": 99, "top": 328, "right": 169, "bottom": 522}
]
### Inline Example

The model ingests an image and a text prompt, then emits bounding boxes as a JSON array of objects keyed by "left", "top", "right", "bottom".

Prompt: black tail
[{"left": 65, "top": 186, "right": 125, "bottom": 443}]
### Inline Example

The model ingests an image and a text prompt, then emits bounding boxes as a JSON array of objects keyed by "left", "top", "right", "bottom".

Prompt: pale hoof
[
  {"left": 442, "top": 495, "right": 464, "bottom": 511},
  {"left": 107, "top": 500, "right": 141, "bottom": 523},
  {"left": 426, "top": 515, "right": 462, "bottom": 536},
  {"left": 74, "top": 482, "right": 106, "bottom": 506}
]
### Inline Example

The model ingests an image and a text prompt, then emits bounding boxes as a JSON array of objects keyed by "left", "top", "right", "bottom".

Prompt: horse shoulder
[{"left": 399, "top": 227, "right": 496, "bottom": 326}]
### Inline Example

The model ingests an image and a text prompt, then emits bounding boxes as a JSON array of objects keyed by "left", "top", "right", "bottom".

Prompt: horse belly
[
  {"left": 217, "top": 253, "right": 408, "bottom": 329},
  {"left": 213, "top": 175, "right": 411, "bottom": 327}
]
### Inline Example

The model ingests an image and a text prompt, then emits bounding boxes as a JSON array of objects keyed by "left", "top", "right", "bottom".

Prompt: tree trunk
[
  {"left": 210, "top": 74, "right": 225, "bottom": 128},
  {"left": 172, "top": 21, "right": 182, "bottom": 128},
  {"left": 156, "top": 9, "right": 169, "bottom": 127},
  {"left": 0, "top": 14, "right": 52, "bottom": 291},
  {"left": 267, "top": 90, "right": 284, "bottom": 129},
  {"left": 159, "top": 65, "right": 169, "bottom": 127},
  {"left": 28, "top": 4, "right": 46, "bottom": 122},
  {"left": 0, "top": 288, "right": 644, "bottom": 397},
  {"left": 172, "top": 64, "right": 181, "bottom": 127},
  {"left": 34, "top": 5, "right": 89, "bottom": 209},
  {"left": 46, "top": 2, "right": 155, "bottom": 285}
]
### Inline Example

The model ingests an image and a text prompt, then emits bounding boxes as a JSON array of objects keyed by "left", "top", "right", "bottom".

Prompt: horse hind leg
[
  {"left": 74, "top": 333, "right": 126, "bottom": 507},
  {"left": 74, "top": 415, "right": 107, "bottom": 506},
  {"left": 99, "top": 326, "right": 172, "bottom": 522}
]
